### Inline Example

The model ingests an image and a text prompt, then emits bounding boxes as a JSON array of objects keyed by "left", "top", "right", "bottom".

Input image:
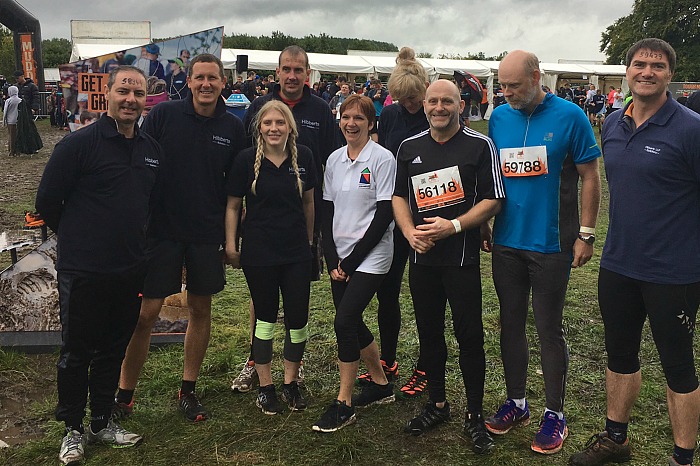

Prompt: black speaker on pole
[{"left": 236, "top": 55, "right": 248, "bottom": 74}]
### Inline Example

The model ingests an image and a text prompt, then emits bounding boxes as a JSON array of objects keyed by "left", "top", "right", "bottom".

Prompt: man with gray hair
[{"left": 484, "top": 50, "right": 601, "bottom": 455}]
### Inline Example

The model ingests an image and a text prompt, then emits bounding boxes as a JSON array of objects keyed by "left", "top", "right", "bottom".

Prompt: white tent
[
  {"left": 361, "top": 54, "right": 434, "bottom": 76},
  {"left": 69, "top": 42, "right": 146, "bottom": 62}
]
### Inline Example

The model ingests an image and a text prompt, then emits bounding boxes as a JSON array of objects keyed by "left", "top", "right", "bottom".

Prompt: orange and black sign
[
  {"left": 78, "top": 73, "right": 109, "bottom": 113},
  {"left": 19, "top": 33, "right": 37, "bottom": 82}
]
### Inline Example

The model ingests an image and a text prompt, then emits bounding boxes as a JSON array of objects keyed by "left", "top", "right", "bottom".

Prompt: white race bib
[
  {"left": 500, "top": 146, "right": 548, "bottom": 177},
  {"left": 411, "top": 166, "right": 465, "bottom": 212}
]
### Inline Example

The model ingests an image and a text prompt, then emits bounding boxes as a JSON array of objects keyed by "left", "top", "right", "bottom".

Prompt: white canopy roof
[
  {"left": 360, "top": 55, "right": 432, "bottom": 75},
  {"left": 69, "top": 42, "right": 145, "bottom": 62},
  {"left": 419, "top": 58, "right": 491, "bottom": 78}
]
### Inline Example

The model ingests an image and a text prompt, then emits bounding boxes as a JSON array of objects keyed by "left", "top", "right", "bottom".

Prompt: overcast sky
[{"left": 16, "top": 0, "right": 635, "bottom": 63}]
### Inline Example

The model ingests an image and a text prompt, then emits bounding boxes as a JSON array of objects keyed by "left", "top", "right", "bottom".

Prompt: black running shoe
[
  {"left": 404, "top": 400, "right": 451, "bottom": 435},
  {"left": 280, "top": 381, "right": 307, "bottom": 411},
  {"left": 465, "top": 411, "right": 496, "bottom": 454},
  {"left": 352, "top": 381, "right": 395, "bottom": 408},
  {"left": 312, "top": 400, "right": 356, "bottom": 433},
  {"left": 256, "top": 385, "right": 284, "bottom": 415},
  {"left": 178, "top": 390, "right": 208, "bottom": 422}
]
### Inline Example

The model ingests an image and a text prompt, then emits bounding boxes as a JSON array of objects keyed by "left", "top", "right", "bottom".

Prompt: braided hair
[{"left": 250, "top": 100, "right": 302, "bottom": 197}]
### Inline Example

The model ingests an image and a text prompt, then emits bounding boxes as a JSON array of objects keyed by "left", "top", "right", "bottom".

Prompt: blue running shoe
[{"left": 485, "top": 399, "right": 531, "bottom": 435}]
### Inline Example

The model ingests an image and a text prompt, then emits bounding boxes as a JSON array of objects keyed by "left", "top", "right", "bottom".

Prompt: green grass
[{"left": 0, "top": 118, "right": 682, "bottom": 465}]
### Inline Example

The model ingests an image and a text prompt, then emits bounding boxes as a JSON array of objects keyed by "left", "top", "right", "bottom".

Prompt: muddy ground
[{"left": 0, "top": 121, "right": 65, "bottom": 447}]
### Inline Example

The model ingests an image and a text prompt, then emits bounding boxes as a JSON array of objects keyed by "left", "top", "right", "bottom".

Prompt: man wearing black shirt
[
  {"left": 392, "top": 79, "right": 504, "bottom": 454},
  {"left": 117, "top": 54, "right": 245, "bottom": 423},
  {"left": 36, "top": 65, "right": 159, "bottom": 465}
]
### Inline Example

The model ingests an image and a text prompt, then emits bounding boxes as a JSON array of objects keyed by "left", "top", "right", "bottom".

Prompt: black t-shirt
[
  {"left": 592, "top": 94, "right": 606, "bottom": 113},
  {"left": 227, "top": 145, "right": 318, "bottom": 266},
  {"left": 394, "top": 127, "right": 502, "bottom": 266}
]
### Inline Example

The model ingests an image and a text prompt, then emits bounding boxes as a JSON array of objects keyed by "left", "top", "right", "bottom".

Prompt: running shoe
[
  {"left": 280, "top": 381, "right": 307, "bottom": 411},
  {"left": 24, "top": 211, "right": 45, "bottom": 228},
  {"left": 86, "top": 419, "right": 142, "bottom": 448},
  {"left": 178, "top": 390, "right": 209, "bottom": 422},
  {"left": 352, "top": 381, "right": 395, "bottom": 408},
  {"left": 312, "top": 400, "right": 356, "bottom": 433},
  {"left": 404, "top": 400, "right": 451, "bottom": 435},
  {"left": 485, "top": 399, "right": 531, "bottom": 435},
  {"left": 59, "top": 429, "right": 85, "bottom": 465},
  {"left": 464, "top": 411, "right": 495, "bottom": 454},
  {"left": 256, "top": 385, "right": 284, "bottom": 415},
  {"left": 532, "top": 411, "right": 568, "bottom": 454},
  {"left": 357, "top": 359, "right": 399, "bottom": 386},
  {"left": 568, "top": 431, "right": 631, "bottom": 465},
  {"left": 399, "top": 368, "right": 427, "bottom": 398},
  {"left": 111, "top": 398, "right": 134, "bottom": 421},
  {"left": 231, "top": 360, "right": 257, "bottom": 393}
]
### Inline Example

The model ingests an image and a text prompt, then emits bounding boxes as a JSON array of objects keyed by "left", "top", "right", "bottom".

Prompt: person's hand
[
  {"left": 480, "top": 222, "right": 493, "bottom": 252},
  {"left": 571, "top": 239, "right": 593, "bottom": 268},
  {"left": 224, "top": 246, "right": 241, "bottom": 269},
  {"left": 405, "top": 227, "right": 435, "bottom": 254},
  {"left": 415, "top": 216, "right": 455, "bottom": 242},
  {"left": 330, "top": 261, "right": 349, "bottom": 282}
]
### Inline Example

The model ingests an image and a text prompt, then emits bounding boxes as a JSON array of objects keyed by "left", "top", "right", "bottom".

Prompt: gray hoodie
[{"left": 3, "top": 85, "right": 21, "bottom": 125}]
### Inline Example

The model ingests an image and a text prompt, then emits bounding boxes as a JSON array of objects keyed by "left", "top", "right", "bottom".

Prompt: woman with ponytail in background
[{"left": 225, "top": 100, "right": 317, "bottom": 415}]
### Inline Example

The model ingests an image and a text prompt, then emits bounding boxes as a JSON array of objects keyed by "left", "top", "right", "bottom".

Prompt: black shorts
[
  {"left": 599, "top": 267, "right": 700, "bottom": 393},
  {"left": 142, "top": 239, "right": 225, "bottom": 298}
]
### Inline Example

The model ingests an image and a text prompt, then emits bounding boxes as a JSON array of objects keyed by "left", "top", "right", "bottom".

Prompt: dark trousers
[
  {"left": 55, "top": 270, "right": 143, "bottom": 427},
  {"left": 375, "top": 228, "right": 409, "bottom": 365},
  {"left": 492, "top": 245, "right": 571, "bottom": 412},
  {"left": 409, "top": 262, "right": 486, "bottom": 413}
]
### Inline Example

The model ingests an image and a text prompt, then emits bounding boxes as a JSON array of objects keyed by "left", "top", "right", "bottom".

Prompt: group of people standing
[{"left": 35, "top": 37, "right": 700, "bottom": 466}]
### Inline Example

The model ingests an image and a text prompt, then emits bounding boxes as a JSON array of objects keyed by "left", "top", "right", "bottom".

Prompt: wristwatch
[{"left": 578, "top": 233, "right": 595, "bottom": 245}]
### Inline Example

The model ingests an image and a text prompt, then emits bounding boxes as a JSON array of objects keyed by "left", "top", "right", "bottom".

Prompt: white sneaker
[
  {"left": 86, "top": 419, "right": 142, "bottom": 448},
  {"left": 59, "top": 429, "right": 85, "bottom": 465},
  {"left": 231, "top": 361, "right": 257, "bottom": 392}
]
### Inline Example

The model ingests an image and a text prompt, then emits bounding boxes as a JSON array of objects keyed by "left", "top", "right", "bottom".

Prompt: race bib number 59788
[
  {"left": 411, "top": 166, "right": 465, "bottom": 212},
  {"left": 500, "top": 146, "right": 548, "bottom": 177}
]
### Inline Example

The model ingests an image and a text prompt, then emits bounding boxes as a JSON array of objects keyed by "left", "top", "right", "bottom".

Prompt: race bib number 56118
[
  {"left": 500, "top": 146, "right": 548, "bottom": 177},
  {"left": 411, "top": 166, "right": 465, "bottom": 212}
]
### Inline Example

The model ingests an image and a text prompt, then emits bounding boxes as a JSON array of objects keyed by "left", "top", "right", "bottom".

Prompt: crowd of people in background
[{"left": 1, "top": 35, "right": 699, "bottom": 466}]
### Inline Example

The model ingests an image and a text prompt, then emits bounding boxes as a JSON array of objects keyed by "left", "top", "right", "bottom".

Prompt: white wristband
[
  {"left": 579, "top": 226, "right": 596, "bottom": 234},
  {"left": 451, "top": 219, "right": 462, "bottom": 234}
]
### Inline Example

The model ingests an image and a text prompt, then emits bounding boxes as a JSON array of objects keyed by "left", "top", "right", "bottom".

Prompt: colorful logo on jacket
[{"left": 359, "top": 167, "right": 371, "bottom": 187}]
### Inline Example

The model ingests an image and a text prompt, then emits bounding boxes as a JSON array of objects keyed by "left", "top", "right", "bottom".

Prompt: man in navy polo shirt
[
  {"left": 117, "top": 54, "right": 245, "bottom": 423},
  {"left": 570, "top": 38, "right": 700, "bottom": 466}
]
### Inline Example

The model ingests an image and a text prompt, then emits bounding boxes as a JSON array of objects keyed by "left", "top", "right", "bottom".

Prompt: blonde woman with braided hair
[{"left": 225, "top": 100, "right": 317, "bottom": 415}]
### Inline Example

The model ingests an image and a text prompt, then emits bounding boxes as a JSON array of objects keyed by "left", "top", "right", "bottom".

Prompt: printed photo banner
[{"left": 59, "top": 26, "right": 223, "bottom": 127}]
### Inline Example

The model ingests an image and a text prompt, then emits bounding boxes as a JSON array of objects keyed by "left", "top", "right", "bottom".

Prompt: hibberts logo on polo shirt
[
  {"left": 358, "top": 167, "right": 371, "bottom": 188},
  {"left": 301, "top": 119, "right": 320, "bottom": 130},
  {"left": 144, "top": 157, "right": 159, "bottom": 167},
  {"left": 644, "top": 145, "right": 661, "bottom": 155},
  {"left": 212, "top": 134, "right": 231, "bottom": 146}
]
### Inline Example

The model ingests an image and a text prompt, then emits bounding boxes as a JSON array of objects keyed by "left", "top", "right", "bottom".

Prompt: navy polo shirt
[
  {"left": 601, "top": 92, "right": 700, "bottom": 284},
  {"left": 227, "top": 145, "right": 318, "bottom": 266},
  {"left": 36, "top": 114, "right": 162, "bottom": 273},
  {"left": 143, "top": 94, "right": 245, "bottom": 244}
]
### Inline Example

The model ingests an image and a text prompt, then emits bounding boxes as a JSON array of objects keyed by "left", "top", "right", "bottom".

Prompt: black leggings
[
  {"left": 331, "top": 272, "right": 386, "bottom": 363},
  {"left": 409, "top": 262, "right": 486, "bottom": 413},
  {"left": 599, "top": 267, "right": 700, "bottom": 394},
  {"left": 243, "top": 261, "right": 311, "bottom": 364},
  {"left": 375, "top": 228, "right": 410, "bottom": 366}
]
